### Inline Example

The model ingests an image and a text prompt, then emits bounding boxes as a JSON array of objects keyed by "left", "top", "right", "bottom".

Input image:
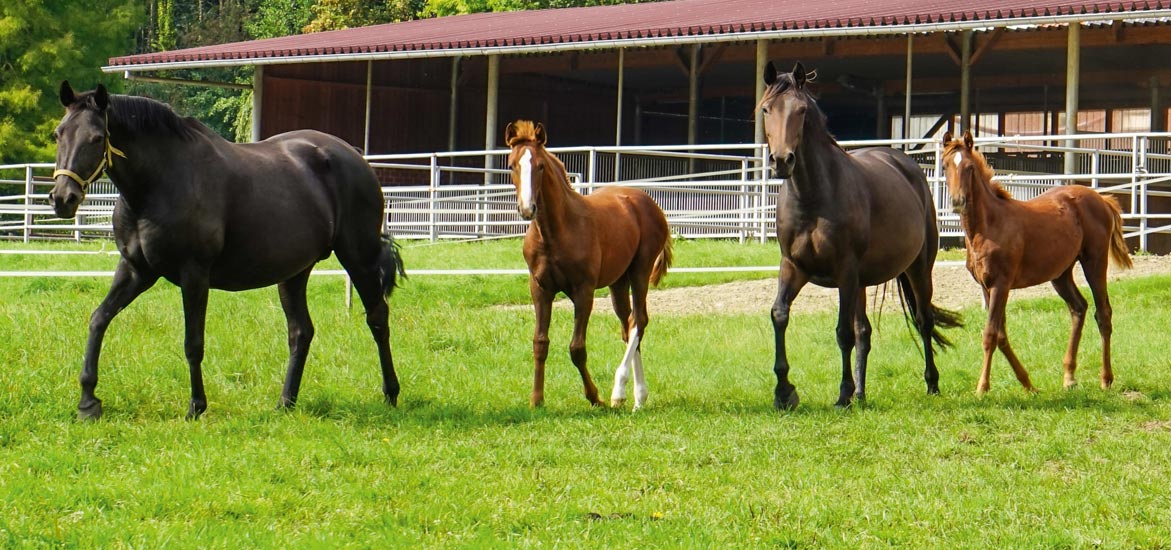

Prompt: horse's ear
[
  {"left": 94, "top": 84, "right": 109, "bottom": 111},
  {"left": 942, "top": 131, "right": 953, "bottom": 147},
  {"left": 504, "top": 121, "right": 517, "bottom": 146},
  {"left": 59, "top": 81, "right": 76, "bottom": 107},
  {"left": 962, "top": 130, "right": 974, "bottom": 149},
  {"left": 792, "top": 62, "right": 806, "bottom": 88},
  {"left": 535, "top": 123, "right": 547, "bottom": 146},
  {"left": 764, "top": 61, "right": 777, "bottom": 86}
]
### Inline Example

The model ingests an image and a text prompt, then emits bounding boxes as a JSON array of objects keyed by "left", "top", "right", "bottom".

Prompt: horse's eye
[
  {"left": 87, "top": 134, "right": 102, "bottom": 144},
  {"left": 761, "top": 107, "right": 769, "bottom": 115}
]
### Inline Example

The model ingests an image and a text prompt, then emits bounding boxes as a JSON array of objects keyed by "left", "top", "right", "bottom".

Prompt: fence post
[
  {"left": 1140, "top": 135, "right": 1150, "bottom": 252},
  {"left": 429, "top": 154, "right": 439, "bottom": 242},
  {"left": 739, "top": 158, "right": 748, "bottom": 244},
  {"left": 24, "top": 165, "right": 34, "bottom": 243},
  {"left": 587, "top": 148, "right": 597, "bottom": 195},
  {"left": 759, "top": 143, "right": 769, "bottom": 244},
  {"left": 1090, "top": 150, "right": 1099, "bottom": 188}
]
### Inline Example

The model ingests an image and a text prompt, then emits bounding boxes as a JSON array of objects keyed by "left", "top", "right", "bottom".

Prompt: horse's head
[
  {"left": 759, "top": 61, "right": 815, "bottom": 178},
  {"left": 505, "top": 120, "right": 549, "bottom": 220},
  {"left": 51, "top": 81, "right": 122, "bottom": 219},
  {"left": 941, "top": 130, "right": 978, "bottom": 213}
]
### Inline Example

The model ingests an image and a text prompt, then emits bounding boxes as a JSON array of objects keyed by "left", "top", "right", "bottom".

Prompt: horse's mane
[
  {"left": 758, "top": 72, "right": 843, "bottom": 152},
  {"left": 942, "top": 139, "right": 1013, "bottom": 200},
  {"left": 105, "top": 94, "right": 208, "bottom": 141},
  {"left": 508, "top": 120, "right": 573, "bottom": 192}
]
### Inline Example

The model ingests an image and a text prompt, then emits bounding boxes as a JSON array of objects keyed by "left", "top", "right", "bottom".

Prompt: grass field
[{"left": 2, "top": 239, "right": 1170, "bottom": 547}]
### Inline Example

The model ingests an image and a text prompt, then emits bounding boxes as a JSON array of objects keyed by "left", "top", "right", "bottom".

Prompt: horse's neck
[
  {"left": 533, "top": 164, "right": 583, "bottom": 242},
  {"left": 788, "top": 132, "right": 845, "bottom": 206},
  {"left": 960, "top": 171, "right": 1003, "bottom": 234},
  {"left": 104, "top": 125, "right": 196, "bottom": 210}
]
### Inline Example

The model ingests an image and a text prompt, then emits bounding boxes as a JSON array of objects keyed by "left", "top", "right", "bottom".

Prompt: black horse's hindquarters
[{"left": 53, "top": 82, "right": 403, "bottom": 420}]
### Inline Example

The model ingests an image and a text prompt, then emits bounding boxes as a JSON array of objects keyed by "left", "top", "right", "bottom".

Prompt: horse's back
[{"left": 847, "top": 147, "right": 936, "bottom": 282}]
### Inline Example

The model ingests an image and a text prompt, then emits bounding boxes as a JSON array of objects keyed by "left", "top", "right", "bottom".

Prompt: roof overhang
[{"left": 104, "top": 7, "right": 1171, "bottom": 74}]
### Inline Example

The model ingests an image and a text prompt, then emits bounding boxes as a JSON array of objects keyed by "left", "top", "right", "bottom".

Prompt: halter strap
[{"left": 52, "top": 113, "right": 126, "bottom": 191}]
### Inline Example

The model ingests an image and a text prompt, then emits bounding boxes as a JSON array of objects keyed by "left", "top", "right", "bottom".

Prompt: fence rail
[{"left": 5, "top": 133, "right": 1171, "bottom": 250}]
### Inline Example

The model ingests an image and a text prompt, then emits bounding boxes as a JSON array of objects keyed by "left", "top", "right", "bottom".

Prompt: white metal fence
[{"left": 5, "top": 133, "right": 1171, "bottom": 250}]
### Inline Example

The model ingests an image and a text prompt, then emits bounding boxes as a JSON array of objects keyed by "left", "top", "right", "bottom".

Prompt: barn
[{"left": 100, "top": 0, "right": 1171, "bottom": 250}]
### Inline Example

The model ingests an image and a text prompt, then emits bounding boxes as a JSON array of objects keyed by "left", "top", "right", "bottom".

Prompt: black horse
[
  {"left": 759, "top": 62, "right": 962, "bottom": 409},
  {"left": 50, "top": 82, "right": 405, "bottom": 420}
]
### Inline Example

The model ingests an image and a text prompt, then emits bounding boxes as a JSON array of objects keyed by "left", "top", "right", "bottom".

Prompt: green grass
[{"left": 2, "top": 239, "right": 1170, "bottom": 547}]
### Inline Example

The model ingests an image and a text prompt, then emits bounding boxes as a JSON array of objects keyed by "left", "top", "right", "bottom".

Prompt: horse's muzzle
[
  {"left": 950, "top": 196, "right": 966, "bottom": 214},
  {"left": 48, "top": 185, "right": 82, "bottom": 219},
  {"left": 518, "top": 204, "right": 537, "bottom": 220},
  {"left": 769, "top": 152, "right": 796, "bottom": 179}
]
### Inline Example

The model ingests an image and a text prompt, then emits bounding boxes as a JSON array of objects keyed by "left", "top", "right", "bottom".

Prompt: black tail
[
  {"left": 896, "top": 274, "right": 963, "bottom": 351},
  {"left": 378, "top": 234, "right": 406, "bottom": 297}
]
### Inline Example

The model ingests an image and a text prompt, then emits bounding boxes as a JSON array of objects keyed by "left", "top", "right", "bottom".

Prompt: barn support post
[
  {"left": 363, "top": 60, "right": 373, "bottom": 153},
  {"left": 1064, "top": 23, "right": 1081, "bottom": 175},
  {"left": 250, "top": 65, "right": 263, "bottom": 142},
  {"left": 960, "top": 30, "right": 972, "bottom": 132},
  {"left": 484, "top": 54, "right": 500, "bottom": 187},
  {"left": 688, "top": 44, "right": 701, "bottom": 174},
  {"left": 754, "top": 39, "right": 767, "bottom": 145},
  {"left": 903, "top": 35, "right": 913, "bottom": 147},
  {"left": 615, "top": 48, "right": 625, "bottom": 182},
  {"left": 1151, "top": 77, "right": 1163, "bottom": 132},
  {"left": 449, "top": 56, "right": 461, "bottom": 151}
]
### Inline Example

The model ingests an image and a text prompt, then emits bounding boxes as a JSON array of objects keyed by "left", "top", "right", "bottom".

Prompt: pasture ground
[{"left": 2, "top": 239, "right": 1170, "bottom": 548}]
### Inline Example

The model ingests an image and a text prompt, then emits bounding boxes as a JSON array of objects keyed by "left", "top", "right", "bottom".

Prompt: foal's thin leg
[
  {"left": 852, "top": 290, "right": 872, "bottom": 402},
  {"left": 179, "top": 267, "right": 212, "bottom": 419},
  {"left": 276, "top": 268, "right": 315, "bottom": 408},
  {"left": 834, "top": 274, "right": 862, "bottom": 408},
  {"left": 1082, "top": 259, "right": 1115, "bottom": 389},
  {"left": 772, "top": 259, "right": 808, "bottom": 410},
  {"left": 78, "top": 259, "right": 159, "bottom": 420},
  {"left": 569, "top": 287, "right": 603, "bottom": 406},
  {"left": 980, "top": 285, "right": 1035, "bottom": 394},
  {"left": 629, "top": 276, "right": 652, "bottom": 410},
  {"left": 608, "top": 284, "right": 633, "bottom": 408},
  {"left": 529, "top": 280, "right": 553, "bottom": 408},
  {"left": 1051, "top": 269, "right": 1088, "bottom": 389}
]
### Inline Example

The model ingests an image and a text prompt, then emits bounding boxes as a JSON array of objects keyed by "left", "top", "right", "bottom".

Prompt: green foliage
[
  {"left": 247, "top": 0, "right": 315, "bottom": 38},
  {"left": 2, "top": 240, "right": 1171, "bottom": 546},
  {"left": 0, "top": 1, "right": 142, "bottom": 163}
]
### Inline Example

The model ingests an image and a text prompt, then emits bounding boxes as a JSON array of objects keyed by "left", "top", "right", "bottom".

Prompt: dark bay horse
[
  {"left": 942, "top": 131, "right": 1132, "bottom": 394},
  {"left": 50, "top": 82, "right": 405, "bottom": 420},
  {"left": 760, "top": 62, "right": 962, "bottom": 409},
  {"left": 505, "top": 120, "right": 672, "bottom": 409}
]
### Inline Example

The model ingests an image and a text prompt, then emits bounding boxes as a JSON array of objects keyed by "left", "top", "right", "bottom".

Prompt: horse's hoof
[
  {"left": 77, "top": 400, "right": 103, "bottom": 421},
  {"left": 632, "top": 401, "right": 645, "bottom": 412},
  {"left": 384, "top": 394, "right": 398, "bottom": 407},
  {"left": 833, "top": 399, "right": 853, "bottom": 409},
  {"left": 774, "top": 387, "right": 799, "bottom": 410},
  {"left": 186, "top": 401, "right": 207, "bottom": 420},
  {"left": 275, "top": 397, "right": 296, "bottom": 411},
  {"left": 926, "top": 383, "right": 941, "bottom": 395},
  {"left": 610, "top": 398, "right": 626, "bottom": 408},
  {"left": 1063, "top": 380, "right": 1078, "bottom": 390}
]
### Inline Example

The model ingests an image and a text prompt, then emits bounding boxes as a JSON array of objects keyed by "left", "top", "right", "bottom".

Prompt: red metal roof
[{"left": 107, "top": 0, "right": 1171, "bottom": 69}]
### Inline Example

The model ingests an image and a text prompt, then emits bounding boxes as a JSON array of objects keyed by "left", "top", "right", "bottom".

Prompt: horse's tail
[
  {"left": 649, "top": 237, "right": 673, "bottom": 287},
  {"left": 896, "top": 274, "right": 964, "bottom": 351},
  {"left": 378, "top": 234, "right": 407, "bottom": 297},
  {"left": 1103, "top": 195, "right": 1134, "bottom": 270}
]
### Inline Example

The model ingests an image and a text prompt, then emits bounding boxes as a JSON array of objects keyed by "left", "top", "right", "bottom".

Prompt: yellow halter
[{"left": 52, "top": 113, "right": 126, "bottom": 191}]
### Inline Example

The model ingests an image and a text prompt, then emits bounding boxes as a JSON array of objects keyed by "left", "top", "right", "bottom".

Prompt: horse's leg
[
  {"left": 772, "top": 259, "right": 808, "bottom": 410},
  {"left": 852, "top": 289, "right": 872, "bottom": 402},
  {"left": 902, "top": 262, "right": 944, "bottom": 394},
  {"left": 78, "top": 258, "right": 159, "bottom": 420},
  {"left": 834, "top": 274, "right": 862, "bottom": 408},
  {"left": 343, "top": 264, "right": 399, "bottom": 406},
  {"left": 276, "top": 268, "right": 315, "bottom": 408},
  {"left": 608, "top": 283, "right": 633, "bottom": 408},
  {"left": 179, "top": 267, "right": 211, "bottom": 419},
  {"left": 529, "top": 279, "right": 553, "bottom": 408},
  {"left": 568, "top": 287, "right": 603, "bottom": 406},
  {"left": 980, "top": 284, "right": 1036, "bottom": 394},
  {"left": 1081, "top": 256, "right": 1115, "bottom": 389},
  {"left": 1050, "top": 269, "right": 1088, "bottom": 389},
  {"left": 628, "top": 275, "right": 652, "bottom": 410}
]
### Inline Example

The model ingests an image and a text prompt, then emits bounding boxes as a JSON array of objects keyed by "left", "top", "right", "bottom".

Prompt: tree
[{"left": 0, "top": 1, "right": 142, "bottom": 163}]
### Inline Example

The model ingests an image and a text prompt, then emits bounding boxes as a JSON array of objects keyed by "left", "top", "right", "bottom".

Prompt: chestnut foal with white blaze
[
  {"left": 943, "top": 131, "right": 1132, "bottom": 394},
  {"left": 506, "top": 121, "right": 672, "bottom": 409}
]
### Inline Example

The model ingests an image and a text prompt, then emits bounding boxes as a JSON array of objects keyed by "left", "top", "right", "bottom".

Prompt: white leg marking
[
  {"left": 611, "top": 327, "right": 641, "bottom": 408},
  {"left": 632, "top": 344, "right": 648, "bottom": 410},
  {"left": 519, "top": 149, "right": 534, "bottom": 212}
]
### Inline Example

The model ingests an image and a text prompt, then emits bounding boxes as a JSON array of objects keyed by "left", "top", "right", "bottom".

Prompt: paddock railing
[{"left": 4, "top": 133, "right": 1171, "bottom": 251}]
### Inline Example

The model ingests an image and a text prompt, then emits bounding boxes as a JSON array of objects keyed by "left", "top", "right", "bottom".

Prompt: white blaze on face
[
  {"left": 519, "top": 149, "right": 534, "bottom": 212},
  {"left": 953, "top": 151, "right": 963, "bottom": 168}
]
